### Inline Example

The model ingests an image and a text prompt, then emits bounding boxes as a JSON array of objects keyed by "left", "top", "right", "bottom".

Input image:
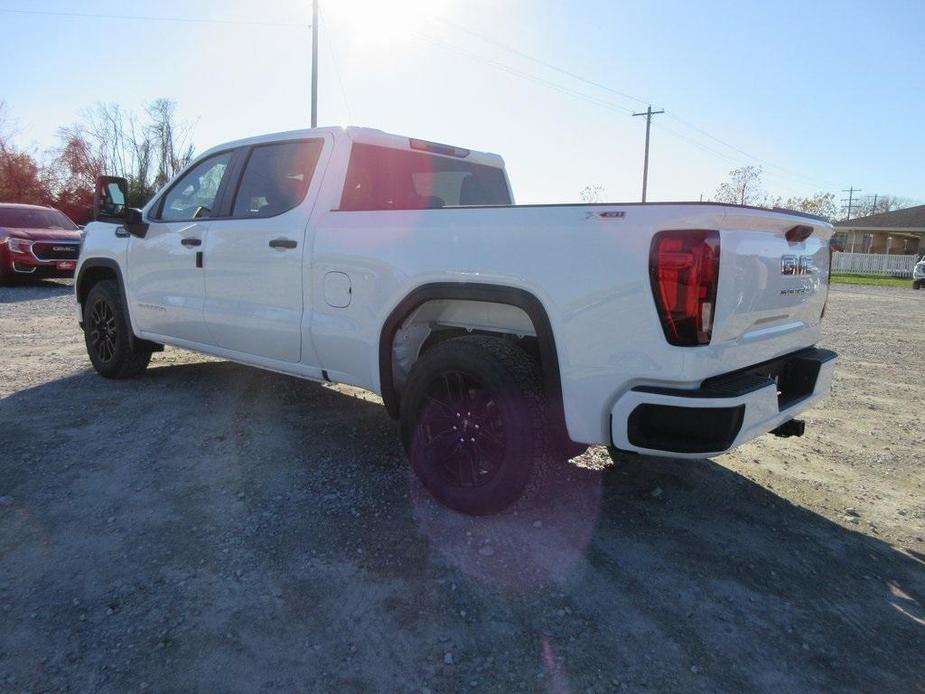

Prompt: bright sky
[{"left": 2, "top": 0, "right": 923, "bottom": 205}]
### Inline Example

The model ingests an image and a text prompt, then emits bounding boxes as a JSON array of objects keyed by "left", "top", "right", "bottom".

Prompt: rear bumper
[{"left": 610, "top": 347, "right": 837, "bottom": 457}]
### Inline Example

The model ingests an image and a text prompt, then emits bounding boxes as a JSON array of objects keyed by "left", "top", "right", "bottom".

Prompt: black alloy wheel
[
  {"left": 400, "top": 335, "right": 554, "bottom": 515},
  {"left": 415, "top": 370, "right": 507, "bottom": 490},
  {"left": 88, "top": 297, "right": 118, "bottom": 364}
]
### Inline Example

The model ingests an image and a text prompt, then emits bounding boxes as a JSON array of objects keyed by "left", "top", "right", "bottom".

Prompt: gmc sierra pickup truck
[{"left": 76, "top": 126, "right": 837, "bottom": 515}]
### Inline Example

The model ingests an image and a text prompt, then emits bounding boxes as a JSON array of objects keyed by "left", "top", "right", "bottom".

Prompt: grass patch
[{"left": 830, "top": 273, "right": 912, "bottom": 288}]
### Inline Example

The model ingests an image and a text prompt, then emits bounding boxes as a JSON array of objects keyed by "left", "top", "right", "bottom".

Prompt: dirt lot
[{"left": 1, "top": 281, "right": 923, "bottom": 693}]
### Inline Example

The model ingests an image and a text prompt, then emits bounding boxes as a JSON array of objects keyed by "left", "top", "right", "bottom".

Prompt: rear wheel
[
  {"left": 400, "top": 335, "right": 553, "bottom": 515},
  {"left": 914, "top": 280, "right": 922, "bottom": 290},
  {"left": 83, "top": 280, "right": 152, "bottom": 378}
]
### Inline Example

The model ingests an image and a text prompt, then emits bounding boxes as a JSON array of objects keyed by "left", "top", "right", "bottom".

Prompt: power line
[
  {"left": 653, "top": 121, "right": 820, "bottom": 196},
  {"left": 311, "top": 0, "right": 319, "bottom": 127},
  {"left": 10, "top": 2, "right": 837, "bottom": 194},
  {"left": 406, "top": 28, "right": 635, "bottom": 114},
  {"left": 0, "top": 7, "right": 311, "bottom": 28},
  {"left": 317, "top": 10, "right": 633, "bottom": 118},
  {"left": 664, "top": 111, "right": 841, "bottom": 189},
  {"left": 432, "top": 16, "right": 651, "bottom": 109},
  {"left": 413, "top": 28, "right": 829, "bottom": 194},
  {"left": 633, "top": 106, "right": 664, "bottom": 202},
  {"left": 320, "top": 8, "right": 353, "bottom": 123},
  {"left": 429, "top": 15, "right": 839, "bottom": 192},
  {"left": 410, "top": 28, "right": 836, "bottom": 194}
]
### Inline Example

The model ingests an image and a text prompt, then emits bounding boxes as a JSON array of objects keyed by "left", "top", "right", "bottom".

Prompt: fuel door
[{"left": 323, "top": 271, "right": 352, "bottom": 308}]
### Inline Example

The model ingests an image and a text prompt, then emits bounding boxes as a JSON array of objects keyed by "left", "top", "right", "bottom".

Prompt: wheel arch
[
  {"left": 76, "top": 258, "right": 126, "bottom": 310},
  {"left": 378, "top": 282, "right": 562, "bottom": 420},
  {"left": 75, "top": 258, "right": 150, "bottom": 344}
]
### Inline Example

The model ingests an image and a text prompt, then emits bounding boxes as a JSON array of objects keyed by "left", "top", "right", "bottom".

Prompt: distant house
[{"left": 834, "top": 205, "right": 925, "bottom": 255}]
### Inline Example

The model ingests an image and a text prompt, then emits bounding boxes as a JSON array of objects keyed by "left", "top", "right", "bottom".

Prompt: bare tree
[
  {"left": 147, "top": 98, "right": 194, "bottom": 189},
  {"left": 714, "top": 165, "right": 766, "bottom": 206},
  {"left": 55, "top": 98, "right": 195, "bottom": 208},
  {"left": 768, "top": 192, "right": 839, "bottom": 221},
  {"left": 860, "top": 194, "right": 920, "bottom": 218},
  {"left": 579, "top": 184, "right": 605, "bottom": 204}
]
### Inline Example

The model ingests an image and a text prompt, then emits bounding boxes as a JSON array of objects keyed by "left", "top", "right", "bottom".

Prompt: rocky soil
[{"left": 0, "top": 280, "right": 923, "bottom": 692}]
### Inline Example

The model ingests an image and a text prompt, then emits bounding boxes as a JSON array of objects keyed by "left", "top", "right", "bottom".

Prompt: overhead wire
[
  {"left": 6, "top": 4, "right": 836, "bottom": 191},
  {"left": 0, "top": 7, "right": 311, "bottom": 28}
]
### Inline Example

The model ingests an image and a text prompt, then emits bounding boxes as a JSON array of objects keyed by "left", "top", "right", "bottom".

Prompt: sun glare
[{"left": 326, "top": 0, "right": 456, "bottom": 50}]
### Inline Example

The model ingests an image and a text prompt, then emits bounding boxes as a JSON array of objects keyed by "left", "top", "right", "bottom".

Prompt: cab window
[
  {"left": 232, "top": 140, "right": 324, "bottom": 218},
  {"left": 157, "top": 152, "right": 233, "bottom": 221},
  {"left": 339, "top": 144, "right": 511, "bottom": 211}
]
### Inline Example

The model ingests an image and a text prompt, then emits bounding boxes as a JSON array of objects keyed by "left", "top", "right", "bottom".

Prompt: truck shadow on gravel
[{"left": 1, "top": 359, "right": 923, "bottom": 692}]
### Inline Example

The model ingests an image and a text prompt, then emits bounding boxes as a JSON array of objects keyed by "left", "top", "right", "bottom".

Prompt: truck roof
[{"left": 198, "top": 126, "right": 506, "bottom": 169}]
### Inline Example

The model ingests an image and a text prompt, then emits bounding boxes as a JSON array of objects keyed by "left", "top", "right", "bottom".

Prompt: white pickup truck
[{"left": 76, "top": 126, "right": 837, "bottom": 514}]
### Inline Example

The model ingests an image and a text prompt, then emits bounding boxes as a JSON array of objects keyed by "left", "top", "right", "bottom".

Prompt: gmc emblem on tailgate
[{"left": 781, "top": 255, "right": 814, "bottom": 275}]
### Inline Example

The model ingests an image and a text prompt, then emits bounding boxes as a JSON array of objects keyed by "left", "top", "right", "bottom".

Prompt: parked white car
[
  {"left": 913, "top": 256, "right": 925, "bottom": 289},
  {"left": 75, "top": 126, "right": 837, "bottom": 514}
]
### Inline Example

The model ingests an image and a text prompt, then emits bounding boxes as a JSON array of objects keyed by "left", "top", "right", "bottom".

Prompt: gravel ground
[{"left": 1, "top": 280, "right": 923, "bottom": 693}]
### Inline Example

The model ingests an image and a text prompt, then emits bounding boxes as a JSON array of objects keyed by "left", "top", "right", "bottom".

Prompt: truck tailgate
[{"left": 712, "top": 209, "right": 831, "bottom": 345}]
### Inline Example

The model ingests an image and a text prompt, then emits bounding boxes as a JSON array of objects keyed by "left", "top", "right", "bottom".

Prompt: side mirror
[
  {"left": 93, "top": 176, "right": 148, "bottom": 238},
  {"left": 94, "top": 176, "right": 128, "bottom": 222},
  {"left": 124, "top": 207, "right": 149, "bottom": 239}
]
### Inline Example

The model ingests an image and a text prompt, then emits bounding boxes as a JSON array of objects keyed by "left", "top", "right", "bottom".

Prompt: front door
[
  {"left": 126, "top": 151, "right": 236, "bottom": 344},
  {"left": 202, "top": 138, "right": 326, "bottom": 363}
]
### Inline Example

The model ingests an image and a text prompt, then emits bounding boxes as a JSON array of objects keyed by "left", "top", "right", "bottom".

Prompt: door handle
[
  {"left": 269, "top": 238, "right": 297, "bottom": 249},
  {"left": 181, "top": 238, "right": 202, "bottom": 247}
]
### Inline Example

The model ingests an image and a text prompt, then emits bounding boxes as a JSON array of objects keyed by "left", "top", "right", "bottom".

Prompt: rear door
[
  {"left": 201, "top": 137, "right": 328, "bottom": 363},
  {"left": 127, "top": 150, "right": 235, "bottom": 344}
]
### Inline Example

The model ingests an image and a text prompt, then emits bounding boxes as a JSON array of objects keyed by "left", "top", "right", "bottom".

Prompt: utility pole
[
  {"left": 869, "top": 193, "right": 878, "bottom": 217},
  {"left": 633, "top": 106, "right": 664, "bottom": 203},
  {"left": 311, "top": 0, "right": 319, "bottom": 128},
  {"left": 841, "top": 186, "right": 861, "bottom": 220}
]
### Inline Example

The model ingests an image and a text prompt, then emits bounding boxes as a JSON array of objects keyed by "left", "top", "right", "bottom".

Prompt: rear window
[
  {"left": 339, "top": 144, "right": 511, "bottom": 211},
  {"left": 0, "top": 207, "right": 78, "bottom": 230}
]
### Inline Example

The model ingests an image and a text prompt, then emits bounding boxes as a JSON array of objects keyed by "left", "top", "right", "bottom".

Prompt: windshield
[{"left": 0, "top": 207, "right": 79, "bottom": 230}]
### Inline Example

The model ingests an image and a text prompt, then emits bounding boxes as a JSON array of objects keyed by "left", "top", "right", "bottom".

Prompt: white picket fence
[{"left": 831, "top": 252, "right": 919, "bottom": 277}]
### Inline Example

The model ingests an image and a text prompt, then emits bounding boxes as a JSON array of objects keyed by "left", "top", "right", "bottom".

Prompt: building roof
[{"left": 835, "top": 204, "right": 925, "bottom": 230}]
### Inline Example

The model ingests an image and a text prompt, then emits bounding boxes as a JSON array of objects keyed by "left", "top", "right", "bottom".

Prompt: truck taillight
[{"left": 649, "top": 229, "right": 720, "bottom": 346}]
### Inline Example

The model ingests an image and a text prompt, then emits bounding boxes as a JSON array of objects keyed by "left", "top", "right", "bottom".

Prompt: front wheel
[
  {"left": 914, "top": 280, "right": 922, "bottom": 290},
  {"left": 83, "top": 280, "right": 152, "bottom": 378},
  {"left": 400, "top": 335, "right": 555, "bottom": 515}
]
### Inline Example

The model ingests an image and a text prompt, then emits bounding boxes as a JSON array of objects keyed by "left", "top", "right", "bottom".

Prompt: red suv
[{"left": 0, "top": 203, "right": 83, "bottom": 284}]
